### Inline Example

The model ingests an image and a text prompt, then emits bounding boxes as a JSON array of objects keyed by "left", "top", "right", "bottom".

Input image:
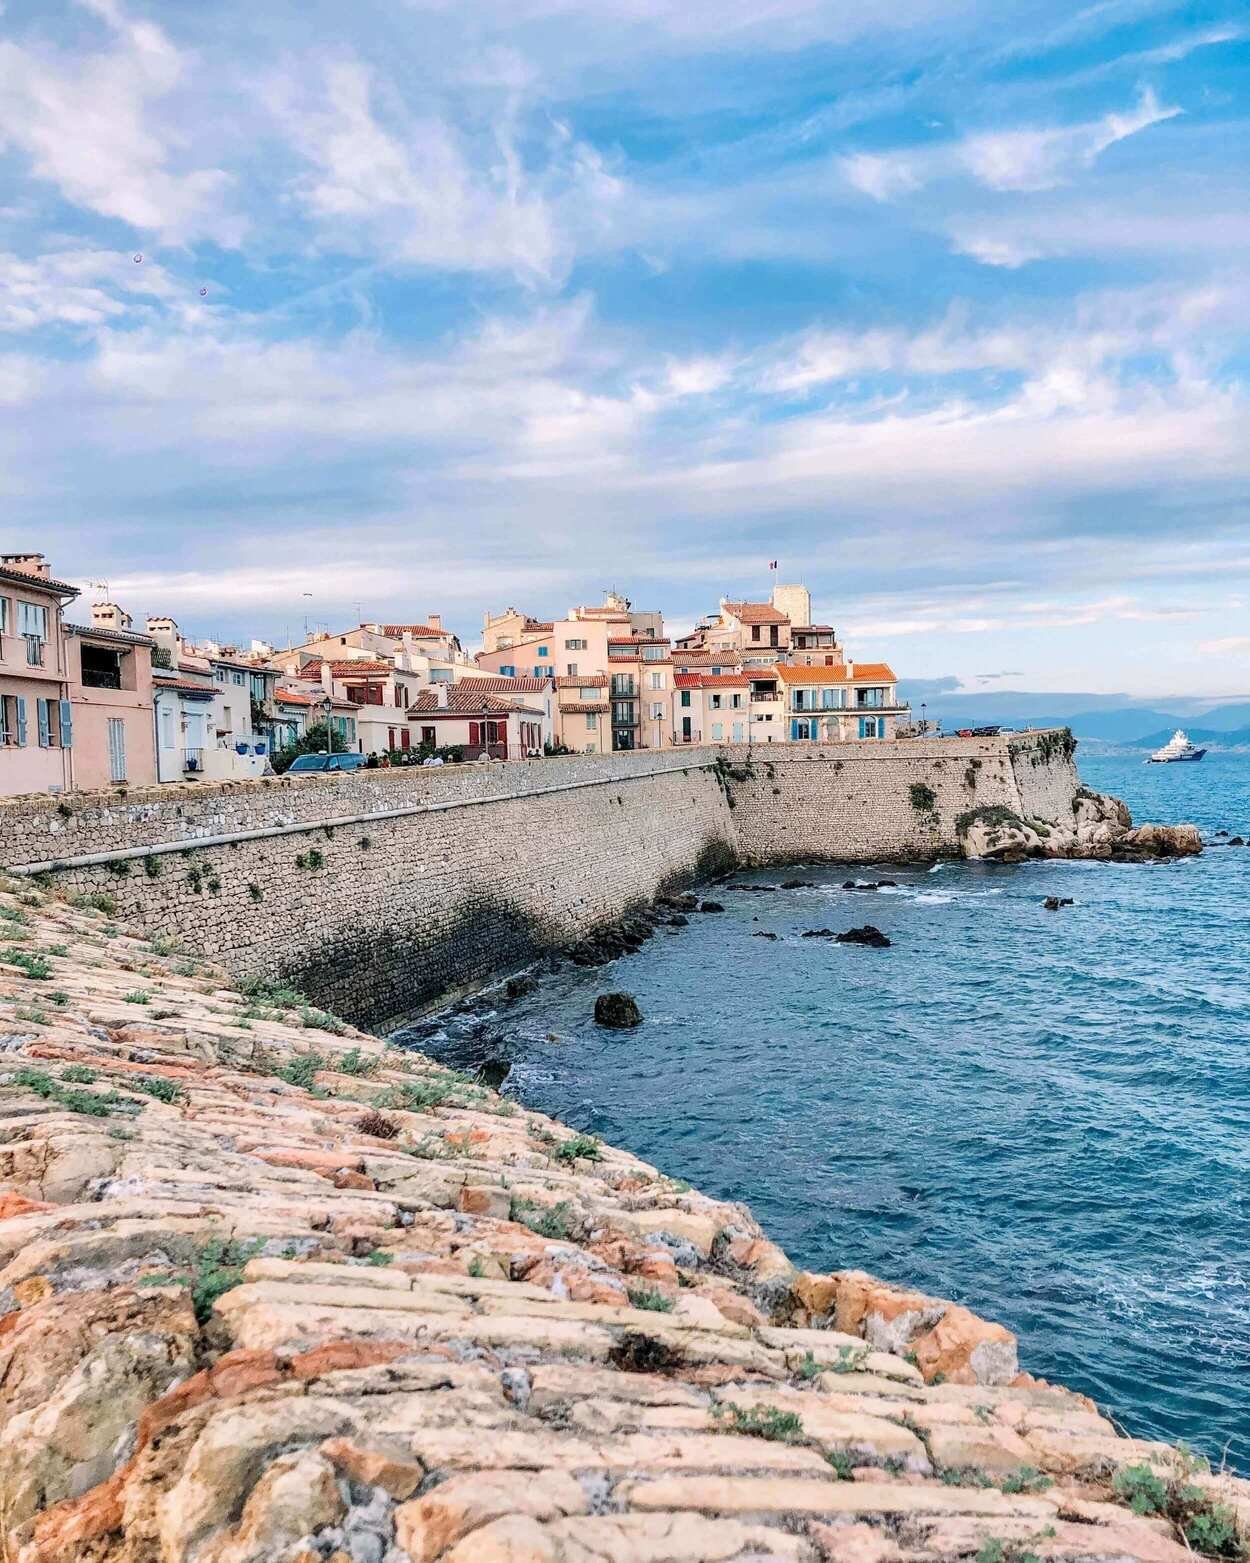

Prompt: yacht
[{"left": 1147, "top": 729, "right": 1206, "bottom": 764}]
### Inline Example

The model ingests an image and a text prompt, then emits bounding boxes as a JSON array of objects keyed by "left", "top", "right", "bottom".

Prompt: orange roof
[
  {"left": 722, "top": 601, "right": 787, "bottom": 625},
  {"left": 329, "top": 660, "right": 393, "bottom": 676},
  {"left": 701, "top": 673, "right": 749, "bottom": 688},
  {"left": 276, "top": 688, "right": 317, "bottom": 706},
  {"left": 775, "top": 662, "right": 896, "bottom": 684},
  {"left": 380, "top": 624, "right": 448, "bottom": 638},
  {"left": 672, "top": 651, "right": 741, "bottom": 668},
  {"left": 556, "top": 673, "right": 608, "bottom": 688},
  {"left": 561, "top": 701, "right": 609, "bottom": 714},
  {"left": 458, "top": 675, "right": 552, "bottom": 693},
  {"left": 410, "top": 688, "right": 542, "bottom": 716}
]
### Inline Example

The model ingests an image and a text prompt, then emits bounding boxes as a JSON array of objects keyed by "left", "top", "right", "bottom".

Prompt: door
[
  {"left": 682, "top": 716, "right": 691, "bottom": 741},
  {"left": 107, "top": 718, "right": 126, "bottom": 781}
]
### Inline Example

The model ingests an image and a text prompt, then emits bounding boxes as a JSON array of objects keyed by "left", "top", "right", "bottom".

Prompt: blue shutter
[
  {"left": 15, "top": 697, "right": 27, "bottom": 746},
  {"left": 37, "top": 699, "right": 50, "bottom": 747},
  {"left": 59, "top": 699, "right": 73, "bottom": 748}
]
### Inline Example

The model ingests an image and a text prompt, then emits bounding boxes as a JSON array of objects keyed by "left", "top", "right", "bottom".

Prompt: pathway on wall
[{"left": 0, "top": 876, "right": 1246, "bottom": 1562}]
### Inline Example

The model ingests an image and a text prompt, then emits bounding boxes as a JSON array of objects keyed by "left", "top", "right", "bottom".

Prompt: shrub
[
  {"left": 337, "top": 1046, "right": 378, "bottom": 1077},
  {"left": 365, "top": 1249, "right": 394, "bottom": 1266},
  {"left": 713, "top": 1403, "right": 804, "bottom": 1443},
  {"left": 627, "top": 1286, "right": 674, "bottom": 1312},
  {"left": 62, "top": 1064, "right": 97, "bottom": 1084},
  {"left": 276, "top": 1052, "right": 324, "bottom": 1089},
  {"left": 509, "top": 1197, "right": 576, "bottom": 1241},
  {"left": 132, "top": 1074, "right": 186, "bottom": 1104},
  {"left": 553, "top": 1133, "right": 602, "bottom": 1164},
  {"left": 355, "top": 1109, "right": 399, "bottom": 1139},
  {"left": 2, "top": 948, "right": 51, "bottom": 979},
  {"left": 123, "top": 990, "right": 151, "bottom": 1004},
  {"left": 909, "top": 782, "right": 938, "bottom": 815},
  {"left": 190, "top": 1237, "right": 263, "bottom": 1323}
]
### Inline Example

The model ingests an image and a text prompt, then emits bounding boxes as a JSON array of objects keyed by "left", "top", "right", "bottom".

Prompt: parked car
[{"left": 285, "top": 751, "right": 369, "bottom": 773}]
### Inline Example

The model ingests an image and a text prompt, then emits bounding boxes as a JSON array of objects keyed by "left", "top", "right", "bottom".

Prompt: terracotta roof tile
[
  {"left": 329, "top": 661, "right": 393, "bottom": 676},
  {"left": 775, "top": 662, "right": 896, "bottom": 684},
  {"left": 722, "top": 601, "right": 787, "bottom": 624},
  {"left": 556, "top": 673, "right": 608, "bottom": 688},
  {"left": 459, "top": 675, "right": 552, "bottom": 693},
  {"left": 410, "top": 687, "right": 541, "bottom": 716},
  {"left": 379, "top": 624, "right": 448, "bottom": 638}
]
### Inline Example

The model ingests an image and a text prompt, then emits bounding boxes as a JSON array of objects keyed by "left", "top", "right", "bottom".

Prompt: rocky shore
[
  {"left": 0, "top": 875, "right": 1245, "bottom": 1563},
  {"left": 957, "top": 788, "right": 1202, "bottom": 863}
]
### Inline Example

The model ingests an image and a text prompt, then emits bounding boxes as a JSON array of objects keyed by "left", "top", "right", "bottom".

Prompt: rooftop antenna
[{"left": 88, "top": 579, "right": 109, "bottom": 600}]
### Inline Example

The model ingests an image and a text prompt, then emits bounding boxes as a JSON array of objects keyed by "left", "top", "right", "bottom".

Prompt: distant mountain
[{"left": 894, "top": 684, "right": 1250, "bottom": 744}]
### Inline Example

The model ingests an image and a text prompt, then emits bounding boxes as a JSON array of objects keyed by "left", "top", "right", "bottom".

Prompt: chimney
[
  {"left": 846, "top": 660, "right": 854, "bottom": 678},
  {"left": 92, "top": 602, "right": 133, "bottom": 632},
  {"left": 146, "top": 616, "right": 181, "bottom": 660},
  {"left": 1, "top": 552, "right": 50, "bottom": 579},
  {"left": 435, "top": 682, "right": 448, "bottom": 708},
  {"left": 427, "top": 613, "right": 442, "bottom": 630}
]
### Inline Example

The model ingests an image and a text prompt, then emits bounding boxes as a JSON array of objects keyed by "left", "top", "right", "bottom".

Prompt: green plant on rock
[
  {"left": 62, "top": 1064, "right": 97, "bottom": 1084},
  {"left": 189, "top": 1237, "right": 264, "bottom": 1324},
  {"left": 336, "top": 1047, "right": 378, "bottom": 1077},
  {"left": 276, "top": 1052, "right": 325, "bottom": 1089},
  {"left": 72, "top": 892, "right": 117, "bottom": 915},
  {"left": 553, "top": 1133, "right": 602, "bottom": 1164},
  {"left": 123, "top": 990, "right": 150, "bottom": 1004},
  {"left": 143, "top": 856, "right": 162, "bottom": 879},
  {"left": 132, "top": 1074, "right": 186, "bottom": 1104},
  {"left": 627, "top": 1286, "right": 674, "bottom": 1313},
  {"left": 1000, "top": 1467, "right": 1052, "bottom": 1495},
  {"left": 364, "top": 1249, "right": 394, "bottom": 1266},
  {"left": 712, "top": 1402, "right": 805, "bottom": 1444},
  {"left": 825, "top": 1449, "right": 856, "bottom": 1480},
  {"left": 247, "top": 883, "right": 263, "bottom": 903},
  {"left": 796, "top": 1351, "right": 820, "bottom": 1382},
  {"left": 2, "top": 948, "right": 51, "bottom": 980},
  {"left": 909, "top": 782, "right": 937, "bottom": 814},
  {"left": 294, "top": 848, "right": 325, "bottom": 871},
  {"left": 509, "top": 1197, "right": 576, "bottom": 1241},
  {"left": 10, "top": 1066, "right": 129, "bottom": 1117},
  {"left": 299, "top": 1003, "right": 347, "bottom": 1035},
  {"left": 828, "top": 1344, "right": 869, "bottom": 1373},
  {"left": 1112, "top": 1462, "right": 1243, "bottom": 1559},
  {"left": 0, "top": 906, "right": 27, "bottom": 925}
]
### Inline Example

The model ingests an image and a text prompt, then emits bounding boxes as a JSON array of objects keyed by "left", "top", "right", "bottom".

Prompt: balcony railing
[
  {"left": 671, "top": 730, "right": 702, "bottom": 744},
  {"left": 24, "top": 636, "right": 45, "bottom": 668}
]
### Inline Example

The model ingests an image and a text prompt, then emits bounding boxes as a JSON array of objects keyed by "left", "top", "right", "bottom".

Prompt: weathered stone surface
[
  {"left": 593, "top": 991, "right": 642, "bottom": 1028},
  {"left": 0, "top": 878, "right": 1242, "bottom": 1563}
]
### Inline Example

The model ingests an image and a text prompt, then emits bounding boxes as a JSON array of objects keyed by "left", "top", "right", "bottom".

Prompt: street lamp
[
  {"left": 323, "top": 694, "right": 335, "bottom": 757},
  {"left": 921, "top": 701, "right": 927, "bottom": 735}
]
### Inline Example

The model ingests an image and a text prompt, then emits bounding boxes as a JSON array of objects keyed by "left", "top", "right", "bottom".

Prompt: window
[
  {"left": 58, "top": 699, "right": 73, "bottom": 748},
  {"left": 536, "top": 646, "right": 549, "bottom": 658},
  {"left": 499, "top": 664, "right": 516, "bottom": 678},
  {"left": 649, "top": 671, "right": 664, "bottom": 690},
  {"left": 161, "top": 705, "right": 176, "bottom": 750},
  {"left": 751, "top": 625, "right": 761, "bottom": 641},
  {"left": 732, "top": 722, "right": 744, "bottom": 742},
  {"left": 37, "top": 698, "right": 52, "bottom": 747},
  {"left": 578, "top": 686, "right": 599, "bottom": 700},
  {"left": 641, "top": 645, "right": 665, "bottom": 662},
  {"left": 821, "top": 688, "right": 841, "bottom": 709},
  {"left": 13, "top": 697, "right": 26, "bottom": 746},
  {"left": 564, "top": 638, "right": 587, "bottom": 650},
  {"left": 731, "top": 693, "right": 742, "bottom": 709},
  {"left": 566, "top": 663, "right": 578, "bottom": 676},
  {"left": 81, "top": 643, "right": 124, "bottom": 690},
  {"left": 232, "top": 671, "right": 245, "bottom": 686},
  {"left": 710, "top": 693, "right": 721, "bottom": 710},
  {"left": 215, "top": 669, "right": 227, "bottom": 683},
  {"left": 791, "top": 717, "right": 815, "bottom": 741},
  {"left": 17, "top": 601, "right": 47, "bottom": 639},
  {"left": 650, "top": 702, "right": 664, "bottom": 719},
  {"left": 586, "top": 712, "right": 598, "bottom": 730},
  {"left": 859, "top": 716, "right": 882, "bottom": 739},
  {"left": 0, "top": 598, "right": 8, "bottom": 634},
  {"left": 0, "top": 698, "right": 7, "bottom": 746},
  {"left": 680, "top": 691, "right": 691, "bottom": 708},
  {"left": 107, "top": 717, "right": 126, "bottom": 781}
]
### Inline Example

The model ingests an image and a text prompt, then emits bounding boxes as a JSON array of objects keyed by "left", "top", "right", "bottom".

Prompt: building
[
  {"left": 677, "top": 599, "right": 791, "bottom": 667},
  {"left": 554, "top": 674, "right": 609, "bottom": 753},
  {"left": 0, "top": 554, "right": 78, "bottom": 796},
  {"left": 453, "top": 675, "right": 556, "bottom": 747},
  {"left": 146, "top": 617, "right": 277, "bottom": 781},
  {"left": 63, "top": 603, "right": 157, "bottom": 788},
  {"left": 481, "top": 609, "right": 554, "bottom": 655},
  {"left": 775, "top": 661, "right": 907, "bottom": 741},
  {"left": 409, "top": 686, "right": 545, "bottom": 760},
  {"left": 269, "top": 618, "right": 468, "bottom": 685}
]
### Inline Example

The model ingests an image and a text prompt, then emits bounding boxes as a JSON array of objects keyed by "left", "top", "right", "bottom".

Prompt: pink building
[
  {"left": 64, "top": 603, "right": 158, "bottom": 789},
  {"left": 0, "top": 554, "right": 79, "bottom": 797},
  {"left": 409, "top": 686, "right": 545, "bottom": 760}
]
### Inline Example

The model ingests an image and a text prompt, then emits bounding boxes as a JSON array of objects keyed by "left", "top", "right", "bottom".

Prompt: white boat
[{"left": 1146, "top": 729, "right": 1206, "bottom": 764}]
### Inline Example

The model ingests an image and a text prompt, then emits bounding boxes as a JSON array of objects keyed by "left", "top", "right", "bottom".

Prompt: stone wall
[{"left": 0, "top": 732, "right": 1081, "bottom": 1028}]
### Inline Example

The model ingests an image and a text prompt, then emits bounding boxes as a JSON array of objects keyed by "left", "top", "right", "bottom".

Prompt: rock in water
[
  {"left": 835, "top": 925, "right": 892, "bottom": 948},
  {"left": 1043, "top": 897, "right": 1074, "bottom": 911},
  {"left": 699, "top": 900, "right": 725, "bottom": 913},
  {"left": 594, "top": 992, "right": 642, "bottom": 1028}
]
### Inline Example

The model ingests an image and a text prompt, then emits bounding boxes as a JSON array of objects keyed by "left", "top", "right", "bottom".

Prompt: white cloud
[
  {"left": 273, "top": 58, "right": 622, "bottom": 283},
  {"left": 959, "top": 86, "right": 1180, "bottom": 192},
  {"left": 0, "top": 0, "right": 239, "bottom": 243},
  {"left": 0, "top": 249, "right": 182, "bottom": 332},
  {"left": 840, "top": 151, "right": 921, "bottom": 203}
]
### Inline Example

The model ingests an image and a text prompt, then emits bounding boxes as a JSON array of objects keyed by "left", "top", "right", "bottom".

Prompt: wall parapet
[{"left": 0, "top": 731, "right": 1080, "bottom": 1026}]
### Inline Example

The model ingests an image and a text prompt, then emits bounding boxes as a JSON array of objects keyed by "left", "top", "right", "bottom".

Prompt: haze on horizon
[{"left": 3, "top": 0, "right": 1248, "bottom": 700}]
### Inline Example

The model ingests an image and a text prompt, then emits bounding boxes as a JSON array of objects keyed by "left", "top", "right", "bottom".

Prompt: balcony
[
  {"left": 609, "top": 677, "right": 636, "bottom": 697},
  {"left": 671, "top": 730, "right": 702, "bottom": 744},
  {"left": 24, "top": 635, "right": 45, "bottom": 668}
]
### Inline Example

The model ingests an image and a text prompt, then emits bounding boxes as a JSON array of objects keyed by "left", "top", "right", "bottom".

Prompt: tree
[{"left": 271, "top": 721, "right": 336, "bottom": 773}]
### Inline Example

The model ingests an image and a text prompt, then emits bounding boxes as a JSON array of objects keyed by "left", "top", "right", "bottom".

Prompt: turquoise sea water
[{"left": 396, "top": 752, "right": 1250, "bottom": 1470}]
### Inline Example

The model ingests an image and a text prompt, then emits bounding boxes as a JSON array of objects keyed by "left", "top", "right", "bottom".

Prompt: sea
[{"left": 394, "top": 751, "right": 1250, "bottom": 1472}]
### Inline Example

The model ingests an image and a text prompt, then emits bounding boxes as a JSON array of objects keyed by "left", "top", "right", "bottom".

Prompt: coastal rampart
[{"left": 0, "top": 732, "right": 1078, "bottom": 1027}]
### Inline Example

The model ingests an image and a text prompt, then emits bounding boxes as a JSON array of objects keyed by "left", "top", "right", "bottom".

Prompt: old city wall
[{"left": 0, "top": 733, "right": 1078, "bottom": 1028}]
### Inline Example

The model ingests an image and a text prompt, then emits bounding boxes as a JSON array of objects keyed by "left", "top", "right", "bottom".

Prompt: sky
[{"left": 2, "top": 0, "right": 1248, "bottom": 697}]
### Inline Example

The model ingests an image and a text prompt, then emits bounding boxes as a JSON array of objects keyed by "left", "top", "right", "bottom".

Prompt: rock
[
  {"left": 842, "top": 880, "right": 897, "bottom": 891},
  {"left": 668, "top": 914, "right": 689, "bottom": 927},
  {"left": 504, "top": 975, "right": 536, "bottom": 1002},
  {"left": 395, "top": 1470, "right": 587, "bottom": 1563},
  {"left": 1042, "top": 897, "right": 1074, "bottom": 910},
  {"left": 780, "top": 879, "right": 815, "bottom": 889},
  {"left": 1112, "top": 822, "right": 1203, "bottom": 860},
  {"left": 476, "top": 1056, "right": 512, "bottom": 1090},
  {"left": 593, "top": 992, "right": 642, "bottom": 1028},
  {"left": 753, "top": 931, "right": 779, "bottom": 940},
  {"left": 801, "top": 928, "right": 837, "bottom": 939},
  {"left": 836, "top": 926, "right": 891, "bottom": 948},
  {"left": 1229, "top": 835, "right": 1245, "bottom": 846},
  {"left": 699, "top": 900, "right": 725, "bottom": 913}
]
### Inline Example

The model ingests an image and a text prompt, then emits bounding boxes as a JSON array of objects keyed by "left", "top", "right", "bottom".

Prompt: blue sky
[{"left": 2, "top": 0, "right": 1248, "bottom": 696}]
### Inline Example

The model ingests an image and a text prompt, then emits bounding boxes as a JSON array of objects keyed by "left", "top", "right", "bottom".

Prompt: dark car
[{"left": 285, "top": 751, "right": 368, "bottom": 773}]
